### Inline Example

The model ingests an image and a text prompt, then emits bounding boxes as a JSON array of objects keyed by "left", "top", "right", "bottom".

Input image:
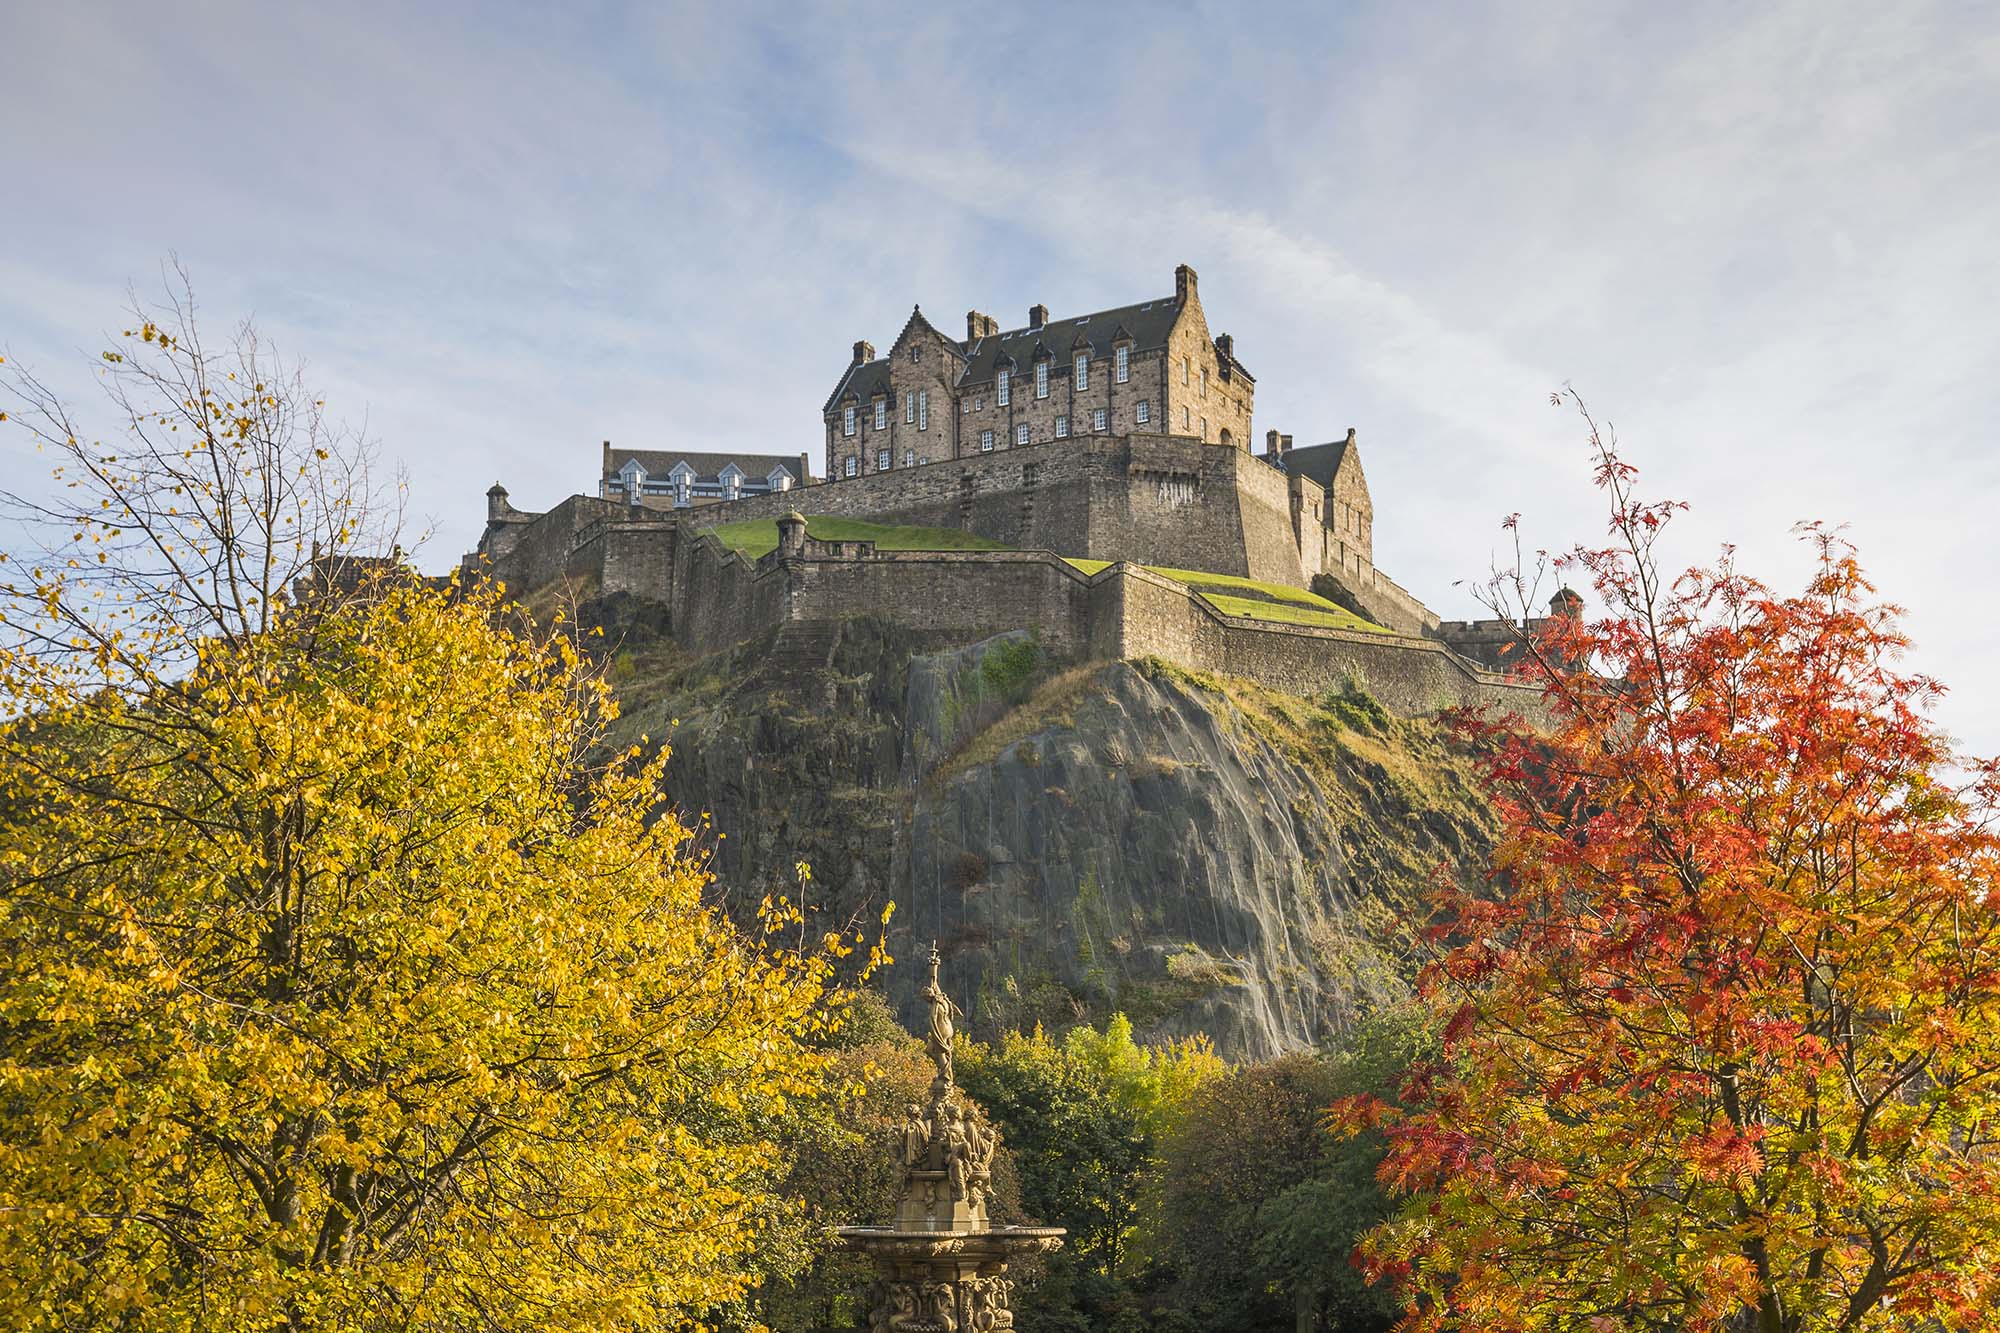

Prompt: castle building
[
  {"left": 598, "top": 441, "right": 810, "bottom": 510},
  {"left": 822, "top": 263, "right": 1253, "bottom": 483}
]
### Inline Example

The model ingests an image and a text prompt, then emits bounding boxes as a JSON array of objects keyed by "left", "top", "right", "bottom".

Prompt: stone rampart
[{"left": 654, "top": 526, "right": 1543, "bottom": 719}]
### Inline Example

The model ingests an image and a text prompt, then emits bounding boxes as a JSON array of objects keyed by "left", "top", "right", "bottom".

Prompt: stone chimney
[
  {"left": 852, "top": 340, "right": 875, "bottom": 366},
  {"left": 1214, "top": 332, "right": 1233, "bottom": 361},
  {"left": 966, "top": 310, "right": 998, "bottom": 342},
  {"left": 1281, "top": 434, "right": 1293, "bottom": 452},
  {"left": 1028, "top": 303, "right": 1048, "bottom": 330},
  {"left": 1265, "top": 428, "right": 1280, "bottom": 454},
  {"left": 1175, "top": 263, "right": 1198, "bottom": 303}
]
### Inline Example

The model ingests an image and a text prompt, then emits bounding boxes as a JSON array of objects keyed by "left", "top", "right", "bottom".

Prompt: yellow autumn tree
[{"left": 0, "top": 275, "right": 870, "bottom": 1331}]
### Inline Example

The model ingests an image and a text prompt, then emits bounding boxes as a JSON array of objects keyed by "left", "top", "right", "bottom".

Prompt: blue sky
[{"left": 5, "top": 2, "right": 1998, "bottom": 752}]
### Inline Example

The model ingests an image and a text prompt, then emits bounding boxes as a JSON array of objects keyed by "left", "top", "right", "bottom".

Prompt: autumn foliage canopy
[{"left": 1338, "top": 395, "right": 2000, "bottom": 1332}]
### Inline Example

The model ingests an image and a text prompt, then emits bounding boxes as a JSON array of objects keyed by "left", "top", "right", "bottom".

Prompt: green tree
[
  {"left": 0, "top": 284, "right": 872, "bottom": 1331},
  {"left": 1155, "top": 1008, "right": 1427, "bottom": 1333},
  {"left": 960, "top": 1014, "right": 1221, "bottom": 1332}
]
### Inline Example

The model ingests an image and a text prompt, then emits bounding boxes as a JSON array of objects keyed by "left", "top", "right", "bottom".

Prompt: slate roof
[
  {"left": 607, "top": 448, "right": 804, "bottom": 485},
  {"left": 821, "top": 358, "right": 893, "bottom": 415},
  {"left": 1273, "top": 438, "right": 1353, "bottom": 490},
  {"left": 956, "top": 295, "right": 1185, "bottom": 388}
]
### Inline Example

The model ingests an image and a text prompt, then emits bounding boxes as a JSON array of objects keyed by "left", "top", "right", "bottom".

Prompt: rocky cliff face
[{"left": 601, "top": 606, "right": 1496, "bottom": 1060}]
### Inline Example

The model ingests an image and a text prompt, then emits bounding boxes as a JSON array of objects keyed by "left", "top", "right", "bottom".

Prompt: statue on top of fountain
[{"left": 893, "top": 946, "right": 996, "bottom": 1216}]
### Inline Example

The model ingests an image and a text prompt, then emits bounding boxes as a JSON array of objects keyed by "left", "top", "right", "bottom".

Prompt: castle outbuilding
[
  {"left": 822, "top": 263, "right": 1253, "bottom": 483},
  {"left": 597, "top": 442, "right": 810, "bottom": 510}
]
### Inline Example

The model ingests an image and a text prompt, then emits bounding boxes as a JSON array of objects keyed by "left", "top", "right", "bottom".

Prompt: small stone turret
[
  {"left": 1550, "top": 587, "right": 1584, "bottom": 619},
  {"left": 776, "top": 510, "right": 809, "bottom": 562},
  {"left": 485, "top": 482, "right": 511, "bottom": 521}
]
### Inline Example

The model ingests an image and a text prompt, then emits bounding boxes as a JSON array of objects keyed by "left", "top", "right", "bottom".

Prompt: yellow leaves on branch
[{"left": 0, "top": 572, "right": 864, "bottom": 1332}]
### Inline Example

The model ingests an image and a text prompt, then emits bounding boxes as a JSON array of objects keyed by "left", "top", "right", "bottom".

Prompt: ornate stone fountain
[{"left": 837, "top": 946, "right": 1064, "bottom": 1331}]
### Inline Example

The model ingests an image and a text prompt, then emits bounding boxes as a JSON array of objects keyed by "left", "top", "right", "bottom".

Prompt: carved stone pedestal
[{"left": 838, "top": 947, "right": 1064, "bottom": 1332}]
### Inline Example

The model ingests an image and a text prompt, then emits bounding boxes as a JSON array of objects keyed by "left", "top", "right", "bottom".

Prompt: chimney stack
[
  {"left": 1029, "top": 303, "right": 1048, "bottom": 330},
  {"left": 1215, "top": 332, "right": 1233, "bottom": 360},
  {"left": 966, "top": 310, "right": 997, "bottom": 342},
  {"left": 1175, "top": 263, "right": 1198, "bottom": 303},
  {"left": 1280, "top": 434, "right": 1293, "bottom": 453},
  {"left": 1265, "top": 429, "right": 1280, "bottom": 455},
  {"left": 852, "top": 340, "right": 875, "bottom": 366}
]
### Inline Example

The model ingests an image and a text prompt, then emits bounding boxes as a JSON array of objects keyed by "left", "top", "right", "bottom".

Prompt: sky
[{"left": 4, "top": 1, "right": 1997, "bottom": 752}]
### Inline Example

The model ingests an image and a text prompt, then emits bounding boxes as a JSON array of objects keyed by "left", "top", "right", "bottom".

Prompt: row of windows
[
  {"left": 843, "top": 390, "right": 930, "bottom": 436},
  {"left": 977, "top": 404, "right": 1129, "bottom": 451},
  {"left": 999, "top": 348, "right": 1132, "bottom": 406}
]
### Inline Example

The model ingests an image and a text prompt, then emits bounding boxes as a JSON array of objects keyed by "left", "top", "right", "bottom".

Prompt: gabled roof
[
  {"left": 891, "top": 305, "right": 960, "bottom": 359},
  {"left": 606, "top": 448, "right": 803, "bottom": 486},
  {"left": 1276, "top": 437, "right": 1358, "bottom": 491},
  {"left": 957, "top": 294, "right": 1186, "bottom": 388},
  {"left": 822, "top": 358, "right": 893, "bottom": 415}
]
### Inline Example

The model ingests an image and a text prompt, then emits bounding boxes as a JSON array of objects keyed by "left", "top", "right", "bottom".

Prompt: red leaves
[{"left": 1357, "top": 392, "right": 2000, "bottom": 1331}]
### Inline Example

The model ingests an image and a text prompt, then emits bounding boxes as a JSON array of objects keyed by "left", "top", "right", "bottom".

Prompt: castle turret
[
  {"left": 486, "top": 482, "right": 511, "bottom": 521},
  {"left": 1550, "top": 587, "right": 1584, "bottom": 620},
  {"left": 777, "top": 510, "right": 809, "bottom": 562}
]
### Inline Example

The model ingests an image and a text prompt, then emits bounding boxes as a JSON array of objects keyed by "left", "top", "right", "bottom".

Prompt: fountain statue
[{"left": 837, "top": 945, "right": 1063, "bottom": 1330}]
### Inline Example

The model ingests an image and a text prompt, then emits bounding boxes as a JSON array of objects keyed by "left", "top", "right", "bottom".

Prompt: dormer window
[
  {"left": 1035, "top": 361, "right": 1049, "bottom": 398},
  {"left": 1115, "top": 345, "right": 1130, "bottom": 383},
  {"left": 843, "top": 405, "right": 856, "bottom": 436},
  {"left": 996, "top": 369, "right": 1010, "bottom": 406},
  {"left": 874, "top": 399, "right": 888, "bottom": 431},
  {"left": 1075, "top": 353, "right": 1089, "bottom": 390}
]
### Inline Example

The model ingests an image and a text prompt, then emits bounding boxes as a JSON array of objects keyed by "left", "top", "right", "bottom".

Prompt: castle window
[
  {"left": 1074, "top": 353, "right": 1089, "bottom": 391},
  {"left": 903, "top": 448, "right": 915, "bottom": 467},
  {"left": 963, "top": 399, "right": 972, "bottom": 415},
  {"left": 918, "top": 391, "right": 929, "bottom": 430},
  {"left": 1182, "top": 406, "right": 1190, "bottom": 429},
  {"left": 1115, "top": 345, "right": 1129, "bottom": 383},
  {"left": 1181, "top": 357, "right": 1189, "bottom": 385},
  {"left": 909, "top": 345, "right": 920, "bottom": 363},
  {"left": 844, "top": 455, "right": 858, "bottom": 477},
  {"left": 1092, "top": 407, "right": 1108, "bottom": 433},
  {"left": 1199, "top": 367, "right": 1207, "bottom": 398},
  {"left": 1055, "top": 415, "right": 1069, "bottom": 438},
  {"left": 906, "top": 394, "right": 915, "bottom": 424},
  {"left": 877, "top": 448, "right": 891, "bottom": 471},
  {"left": 1136, "top": 399, "right": 1150, "bottom": 424},
  {"left": 1200, "top": 417, "right": 1207, "bottom": 440},
  {"left": 1035, "top": 362, "right": 1049, "bottom": 398},
  {"left": 981, "top": 430, "right": 994, "bottom": 452},
  {"left": 875, "top": 400, "right": 887, "bottom": 430},
  {"left": 843, "top": 405, "right": 856, "bottom": 436},
  {"left": 996, "top": 369, "right": 1010, "bottom": 406},
  {"left": 1014, "top": 423, "right": 1029, "bottom": 447}
]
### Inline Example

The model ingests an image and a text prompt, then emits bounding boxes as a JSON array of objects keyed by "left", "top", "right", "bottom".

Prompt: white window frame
[
  {"left": 996, "top": 369, "right": 1010, "bottom": 406},
  {"left": 1136, "top": 399, "right": 1150, "bottom": 425},
  {"left": 918, "top": 390, "right": 928, "bottom": 430},
  {"left": 1036, "top": 361, "right": 1049, "bottom": 398},
  {"left": 875, "top": 399, "right": 888, "bottom": 430},
  {"left": 844, "top": 455, "right": 858, "bottom": 477},
  {"left": 1075, "top": 353, "right": 1089, "bottom": 390},
  {"left": 980, "top": 430, "right": 995, "bottom": 452},
  {"left": 878, "top": 448, "right": 891, "bottom": 471},
  {"left": 843, "top": 405, "right": 856, "bottom": 436},
  {"left": 903, "top": 448, "right": 915, "bottom": 467},
  {"left": 1115, "top": 345, "right": 1129, "bottom": 383},
  {"left": 1014, "top": 423, "right": 1029, "bottom": 447},
  {"left": 909, "top": 345, "right": 920, "bottom": 363},
  {"left": 906, "top": 394, "right": 915, "bottom": 424},
  {"left": 1055, "top": 415, "right": 1069, "bottom": 438},
  {"left": 1093, "top": 407, "right": 1107, "bottom": 433}
]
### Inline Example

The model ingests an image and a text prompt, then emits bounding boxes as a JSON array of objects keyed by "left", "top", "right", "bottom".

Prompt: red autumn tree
[{"left": 1337, "top": 392, "right": 2000, "bottom": 1332}]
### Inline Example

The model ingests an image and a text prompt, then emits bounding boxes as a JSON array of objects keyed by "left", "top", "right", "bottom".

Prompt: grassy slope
[
  {"left": 696, "top": 516, "right": 1386, "bottom": 633},
  {"left": 703, "top": 515, "right": 1013, "bottom": 559},
  {"left": 1066, "top": 558, "right": 1388, "bottom": 633}
]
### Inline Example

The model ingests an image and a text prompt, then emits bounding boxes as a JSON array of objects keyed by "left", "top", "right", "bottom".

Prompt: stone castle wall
[{"left": 642, "top": 523, "right": 1544, "bottom": 719}]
